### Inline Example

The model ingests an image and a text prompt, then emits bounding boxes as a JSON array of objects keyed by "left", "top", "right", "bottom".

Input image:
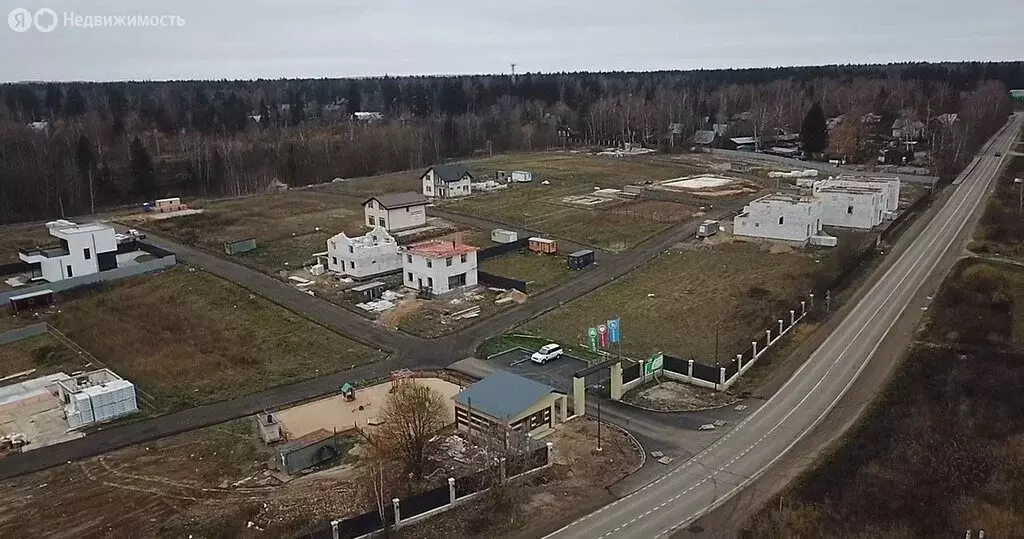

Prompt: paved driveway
[{"left": 488, "top": 348, "right": 601, "bottom": 393}]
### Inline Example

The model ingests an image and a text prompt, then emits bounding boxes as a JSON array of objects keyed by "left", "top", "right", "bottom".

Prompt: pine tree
[
  {"left": 129, "top": 137, "right": 157, "bottom": 199},
  {"left": 801, "top": 102, "right": 828, "bottom": 157}
]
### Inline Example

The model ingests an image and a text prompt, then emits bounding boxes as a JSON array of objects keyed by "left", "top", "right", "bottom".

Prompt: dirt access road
[{"left": 0, "top": 196, "right": 744, "bottom": 481}]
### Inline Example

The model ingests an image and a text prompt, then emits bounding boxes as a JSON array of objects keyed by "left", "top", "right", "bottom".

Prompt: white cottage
[
  {"left": 733, "top": 193, "right": 824, "bottom": 244},
  {"left": 18, "top": 220, "right": 119, "bottom": 283},
  {"left": 326, "top": 226, "right": 401, "bottom": 280},
  {"left": 402, "top": 240, "right": 478, "bottom": 295},
  {"left": 422, "top": 164, "right": 473, "bottom": 199},
  {"left": 362, "top": 192, "right": 428, "bottom": 232}
]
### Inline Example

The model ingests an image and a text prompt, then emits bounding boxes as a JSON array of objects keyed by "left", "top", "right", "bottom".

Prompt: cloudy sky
[{"left": 2, "top": 0, "right": 1021, "bottom": 82}]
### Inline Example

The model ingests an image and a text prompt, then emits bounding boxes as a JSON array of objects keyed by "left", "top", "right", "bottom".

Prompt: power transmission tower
[{"left": 510, "top": 63, "right": 517, "bottom": 84}]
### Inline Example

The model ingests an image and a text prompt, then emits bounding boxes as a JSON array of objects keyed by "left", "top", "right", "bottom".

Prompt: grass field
[
  {"left": 523, "top": 242, "right": 826, "bottom": 363},
  {"left": 971, "top": 154, "right": 1024, "bottom": 259},
  {"left": 0, "top": 333, "right": 89, "bottom": 377},
  {"left": 479, "top": 250, "right": 572, "bottom": 293},
  {"left": 7, "top": 268, "right": 385, "bottom": 411},
  {"left": 0, "top": 224, "right": 57, "bottom": 264},
  {"left": 742, "top": 259, "right": 1024, "bottom": 538},
  {"left": 142, "top": 190, "right": 366, "bottom": 274}
]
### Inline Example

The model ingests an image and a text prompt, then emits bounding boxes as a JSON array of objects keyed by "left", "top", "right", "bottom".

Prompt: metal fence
[
  {"left": 330, "top": 444, "right": 550, "bottom": 539},
  {"left": 477, "top": 238, "right": 529, "bottom": 261},
  {"left": 477, "top": 271, "right": 528, "bottom": 293}
]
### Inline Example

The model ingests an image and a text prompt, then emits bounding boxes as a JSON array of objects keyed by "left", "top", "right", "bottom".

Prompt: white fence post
[
  {"left": 718, "top": 367, "right": 726, "bottom": 389},
  {"left": 448, "top": 477, "right": 456, "bottom": 504},
  {"left": 752, "top": 340, "right": 758, "bottom": 358},
  {"left": 778, "top": 319, "right": 783, "bottom": 337},
  {"left": 393, "top": 498, "right": 401, "bottom": 527},
  {"left": 687, "top": 359, "right": 694, "bottom": 381},
  {"left": 801, "top": 301, "right": 806, "bottom": 316},
  {"left": 736, "top": 353, "right": 743, "bottom": 371},
  {"left": 790, "top": 310, "right": 795, "bottom": 326},
  {"left": 331, "top": 520, "right": 340, "bottom": 539}
]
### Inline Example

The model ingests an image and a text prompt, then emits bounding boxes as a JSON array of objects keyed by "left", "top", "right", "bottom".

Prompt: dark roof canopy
[
  {"left": 427, "top": 164, "right": 472, "bottom": 183},
  {"left": 454, "top": 371, "right": 561, "bottom": 420}
]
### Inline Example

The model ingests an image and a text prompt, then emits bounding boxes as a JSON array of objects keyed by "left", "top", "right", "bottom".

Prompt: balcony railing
[{"left": 19, "top": 245, "right": 69, "bottom": 258}]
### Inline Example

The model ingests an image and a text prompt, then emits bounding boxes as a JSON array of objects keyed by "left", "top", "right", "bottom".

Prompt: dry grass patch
[
  {"left": 524, "top": 242, "right": 824, "bottom": 363},
  {"left": 21, "top": 267, "right": 384, "bottom": 411}
]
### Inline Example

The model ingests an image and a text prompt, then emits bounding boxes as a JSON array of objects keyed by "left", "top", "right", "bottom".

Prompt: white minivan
[{"left": 531, "top": 343, "right": 564, "bottom": 364}]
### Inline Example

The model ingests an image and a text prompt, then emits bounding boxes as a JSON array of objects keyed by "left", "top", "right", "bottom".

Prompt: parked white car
[{"left": 531, "top": 343, "right": 564, "bottom": 364}]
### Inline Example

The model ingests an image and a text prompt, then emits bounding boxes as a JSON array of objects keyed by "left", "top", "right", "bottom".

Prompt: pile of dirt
[{"left": 623, "top": 380, "right": 736, "bottom": 411}]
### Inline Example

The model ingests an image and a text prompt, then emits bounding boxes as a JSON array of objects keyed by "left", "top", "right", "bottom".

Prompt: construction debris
[
  {"left": 356, "top": 300, "right": 395, "bottom": 313},
  {"left": 495, "top": 289, "right": 528, "bottom": 305}
]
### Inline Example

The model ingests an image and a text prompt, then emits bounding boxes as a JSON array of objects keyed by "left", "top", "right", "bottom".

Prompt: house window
[
  {"left": 847, "top": 205, "right": 853, "bottom": 214},
  {"left": 330, "top": 241, "right": 335, "bottom": 249},
  {"left": 83, "top": 248, "right": 91, "bottom": 260},
  {"left": 378, "top": 217, "right": 385, "bottom": 227},
  {"left": 350, "top": 261, "right": 355, "bottom": 269},
  {"left": 778, "top": 216, "right": 784, "bottom": 225},
  {"left": 446, "top": 257, "right": 452, "bottom": 267},
  {"left": 367, "top": 216, "right": 374, "bottom": 226},
  {"left": 754, "top": 222, "right": 760, "bottom": 228},
  {"left": 66, "top": 265, "right": 73, "bottom": 277},
  {"left": 426, "top": 185, "right": 432, "bottom": 193},
  {"left": 407, "top": 254, "right": 412, "bottom": 263},
  {"left": 460, "top": 254, "right": 467, "bottom": 263},
  {"left": 427, "top": 277, "right": 433, "bottom": 288},
  {"left": 348, "top": 246, "right": 353, "bottom": 254},
  {"left": 406, "top": 207, "right": 410, "bottom": 212},
  {"left": 427, "top": 259, "right": 432, "bottom": 268},
  {"left": 408, "top": 272, "right": 413, "bottom": 281},
  {"left": 332, "top": 257, "right": 337, "bottom": 265}
]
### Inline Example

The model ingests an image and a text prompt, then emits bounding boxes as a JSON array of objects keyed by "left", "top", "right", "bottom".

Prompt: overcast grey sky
[{"left": 2, "top": 0, "right": 1021, "bottom": 82}]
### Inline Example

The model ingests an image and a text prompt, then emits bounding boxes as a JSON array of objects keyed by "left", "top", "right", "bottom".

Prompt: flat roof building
[
  {"left": 814, "top": 184, "right": 886, "bottom": 229},
  {"left": 18, "top": 220, "right": 118, "bottom": 283},
  {"left": 733, "top": 193, "right": 823, "bottom": 244}
]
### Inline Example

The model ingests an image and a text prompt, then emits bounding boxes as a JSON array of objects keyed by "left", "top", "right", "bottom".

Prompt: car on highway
[
  {"left": 995, "top": 151, "right": 1002, "bottom": 157},
  {"left": 531, "top": 343, "right": 564, "bottom": 364}
]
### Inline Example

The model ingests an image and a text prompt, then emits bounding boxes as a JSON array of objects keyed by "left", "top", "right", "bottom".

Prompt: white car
[{"left": 531, "top": 343, "right": 564, "bottom": 364}]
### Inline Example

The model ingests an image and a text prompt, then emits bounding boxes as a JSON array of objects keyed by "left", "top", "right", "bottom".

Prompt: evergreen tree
[
  {"left": 129, "top": 137, "right": 157, "bottom": 199},
  {"left": 801, "top": 102, "right": 828, "bottom": 156}
]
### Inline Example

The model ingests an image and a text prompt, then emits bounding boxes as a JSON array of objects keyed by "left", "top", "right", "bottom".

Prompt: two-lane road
[{"left": 546, "top": 114, "right": 1022, "bottom": 539}]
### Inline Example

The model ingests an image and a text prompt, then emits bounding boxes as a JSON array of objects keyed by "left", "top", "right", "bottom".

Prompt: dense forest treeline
[{"left": 0, "top": 61, "right": 1020, "bottom": 224}]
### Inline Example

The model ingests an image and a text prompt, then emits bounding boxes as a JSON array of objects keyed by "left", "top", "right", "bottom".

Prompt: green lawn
[
  {"left": 479, "top": 250, "right": 572, "bottom": 293},
  {"left": 7, "top": 267, "right": 386, "bottom": 412}
]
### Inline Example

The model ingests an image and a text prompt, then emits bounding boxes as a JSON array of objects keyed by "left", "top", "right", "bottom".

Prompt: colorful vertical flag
[
  {"left": 597, "top": 324, "right": 609, "bottom": 348},
  {"left": 608, "top": 318, "right": 620, "bottom": 343},
  {"left": 588, "top": 327, "right": 598, "bottom": 352}
]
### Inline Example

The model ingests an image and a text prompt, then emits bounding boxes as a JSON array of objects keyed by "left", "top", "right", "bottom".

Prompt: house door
[{"left": 418, "top": 278, "right": 423, "bottom": 289}]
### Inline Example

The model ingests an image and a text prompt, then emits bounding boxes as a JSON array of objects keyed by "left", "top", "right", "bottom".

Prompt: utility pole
[
  {"left": 596, "top": 395, "right": 602, "bottom": 451},
  {"left": 1015, "top": 178, "right": 1022, "bottom": 215}
]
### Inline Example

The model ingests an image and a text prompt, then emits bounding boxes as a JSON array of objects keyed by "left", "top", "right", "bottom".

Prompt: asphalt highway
[{"left": 544, "top": 113, "right": 1022, "bottom": 539}]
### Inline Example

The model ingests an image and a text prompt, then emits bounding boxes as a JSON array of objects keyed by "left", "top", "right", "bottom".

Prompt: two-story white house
[
  {"left": 18, "top": 220, "right": 119, "bottom": 282},
  {"left": 401, "top": 240, "right": 478, "bottom": 295},
  {"left": 822, "top": 175, "right": 901, "bottom": 213},
  {"left": 421, "top": 164, "right": 473, "bottom": 199},
  {"left": 362, "top": 192, "right": 428, "bottom": 232},
  {"left": 733, "top": 193, "right": 824, "bottom": 244},
  {"left": 325, "top": 226, "right": 402, "bottom": 280}
]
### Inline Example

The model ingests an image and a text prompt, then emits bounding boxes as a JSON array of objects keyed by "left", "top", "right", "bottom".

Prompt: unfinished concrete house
[
  {"left": 402, "top": 239, "right": 478, "bottom": 295},
  {"left": 56, "top": 369, "right": 139, "bottom": 429},
  {"left": 814, "top": 184, "right": 886, "bottom": 229},
  {"left": 818, "top": 175, "right": 901, "bottom": 214},
  {"left": 326, "top": 225, "right": 401, "bottom": 280},
  {"left": 733, "top": 193, "right": 824, "bottom": 245}
]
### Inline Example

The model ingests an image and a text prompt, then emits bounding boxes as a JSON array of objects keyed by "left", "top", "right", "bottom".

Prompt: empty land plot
[
  {"left": 0, "top": 333, "right": 88, "bottom": 378},
  {"left": 524, "top": 243, "right": 824, "bottom": 363},
  {"left": 462, "top": 152, "right": 701, "bottom": 188},
  {"left": 0, "top": 224, "right": 57, "bottom": 264},
  {"left": 143, "top": 190, "right": 366, "bottom": 272},
  {"left": 443, "top": 186, "right": 692, "bottom": 251},
  {"left": 479, "top": 250, "right": 573, "bottom": 293},
  {"left": 316, "top": 168, "right": 424, "bottom": 198},
  {"left": 15, "top": 267, "right": 384, "bottom": 412},
  {"left": 0, "top": 418, "right": 364, "bottom": 538}
]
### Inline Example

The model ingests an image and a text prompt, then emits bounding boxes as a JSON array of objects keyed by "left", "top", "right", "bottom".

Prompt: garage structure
[{"left": 454, "top": 371, "right": 567, "bottom": 437}]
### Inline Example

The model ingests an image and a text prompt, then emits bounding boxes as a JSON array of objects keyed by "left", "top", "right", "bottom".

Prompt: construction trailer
[
  {"left": 224, "top": 238, "right": 257, "bottom": 255},
  {"left": 697, "top": 220, "right": 720, "bottom": 238},
  {"left": 8, "top": 289, "right": 54, "bottom": 313},
  {"left": 528, "top": 237, "right": 558, "bottom": 254},
  {"left": 350, "top": 281, "right": 386, "bottom": 302},
  {"left": 567, "top": 249, "right": 595, "bottom": 270},
  {"left": 491, "top": 229, "right": 519, "bottom": 244}
]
